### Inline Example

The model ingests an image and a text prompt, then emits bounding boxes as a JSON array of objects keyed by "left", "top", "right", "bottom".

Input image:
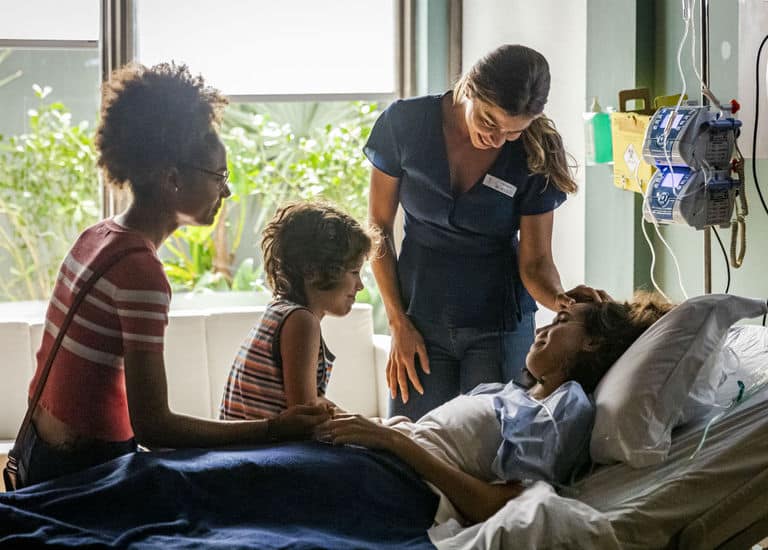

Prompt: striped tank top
[{"left": 219, "top": 299, "right": 335, "bottom": 419}]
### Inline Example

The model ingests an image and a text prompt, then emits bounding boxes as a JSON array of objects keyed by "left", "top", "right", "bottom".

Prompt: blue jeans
[{"left": 388, "top": 312, "right": 535, "bottom": 420}]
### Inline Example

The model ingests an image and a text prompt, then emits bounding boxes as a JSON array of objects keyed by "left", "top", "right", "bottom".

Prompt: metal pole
[
  {"left": 701, "top": 0, "right": 712, "bottom": 294},
  {"left": 100, "top": 0, "right": 135, "bottom": 218},
  {"left": 396, "top": 0, "right": 416, "bottom": 99},
  {"left": 448, "top": 0, "right": 462, "bottom": 86}
]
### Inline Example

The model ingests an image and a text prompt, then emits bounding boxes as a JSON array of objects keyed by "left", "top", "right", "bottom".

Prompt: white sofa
[{"left": 0, "top": 300, "right": 391, "bottom": 489}]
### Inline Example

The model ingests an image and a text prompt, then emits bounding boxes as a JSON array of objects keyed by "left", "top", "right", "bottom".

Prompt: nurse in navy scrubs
[{"left": 365, "top": 44, "right": 607, "bottom": 419}]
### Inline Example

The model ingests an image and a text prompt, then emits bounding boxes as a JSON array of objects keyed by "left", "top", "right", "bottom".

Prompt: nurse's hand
[
  {"left": 561, "top": 285, "right": 613, "bottom": 309},
  {"left": 387, "top": 317, "right": 430, "bottom": 403}
]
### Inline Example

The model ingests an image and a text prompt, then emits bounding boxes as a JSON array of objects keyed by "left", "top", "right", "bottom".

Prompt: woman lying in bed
[
  {"left": 318, "top": 293, "right": 672, "bottom": 524},
  {"left": 0, "top": 294, "right": 673, "bottom": 547}
]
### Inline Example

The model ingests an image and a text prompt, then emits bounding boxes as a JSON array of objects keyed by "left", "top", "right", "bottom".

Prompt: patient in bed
[{"left": 318, "top": 293, "right": 672, "bottom": 525}]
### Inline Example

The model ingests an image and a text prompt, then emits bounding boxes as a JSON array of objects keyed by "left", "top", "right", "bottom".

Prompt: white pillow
[{"left": 590, "top": 294, "right": 768, "bottom": 468}]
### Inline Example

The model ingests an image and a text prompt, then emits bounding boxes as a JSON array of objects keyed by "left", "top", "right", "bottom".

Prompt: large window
[
  {"left": 0, "top": 0, "right": 100, "bottom": 301},
  {"left": 0, "top": 0, "right": 98, "bottom": 42},
  {"left": 131, "top": 1, "right": 397, "bottom": 331},
  {"left": 134, "top": 0, "right": 397, "bottom": 100},
  {"left": 0, "top": 2, "right": 399, "bottom": 325}
]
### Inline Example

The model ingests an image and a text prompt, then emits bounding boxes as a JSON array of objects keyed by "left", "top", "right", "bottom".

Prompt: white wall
[
  {"left": 738, "top": 0, "right": 768, "bottom": 160},
  {"left": 462, "top": 0, "right": 589, "bottom": 325}
]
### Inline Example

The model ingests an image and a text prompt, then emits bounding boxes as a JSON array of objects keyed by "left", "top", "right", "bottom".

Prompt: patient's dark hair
[
  {"left": 261, "top": 201, "right": 377, "bottom": 305},
  {"left": 567, "top": 292, "right": 674, "bottom": 393},
  {"left": 96, "top": 62, "right": 228, "bottom": 196}
]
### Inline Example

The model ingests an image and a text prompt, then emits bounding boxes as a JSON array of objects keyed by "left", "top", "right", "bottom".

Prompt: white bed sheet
[
  {"left": 429, "top": 481, "right": 620, "bottom": 550},
  {"left": 430, "top": 325, "right": 768, "bottom": 550}
]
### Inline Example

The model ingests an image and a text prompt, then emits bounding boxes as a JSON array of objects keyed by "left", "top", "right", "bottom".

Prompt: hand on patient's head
[
  {"left": 554, "top": 292, "right": 577, "bottom": 311},
  {"left": 564, "top": 285, "right": 613, "bottom": 306}
]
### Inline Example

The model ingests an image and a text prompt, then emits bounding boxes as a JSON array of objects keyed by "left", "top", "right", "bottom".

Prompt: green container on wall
[
  {"left": 584, "top": 111, "right": 613, "bottom": 165},
  {"left": 584, "top": 97, "right": 613, "bottom": 165}
]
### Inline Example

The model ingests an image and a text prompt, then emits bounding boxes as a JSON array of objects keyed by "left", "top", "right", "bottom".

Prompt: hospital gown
[
  {"left": 396, "top": 380, "right": 595, "bottom": 488},
  {"left": 391, "top": 380, "right": 595, "bottom": 524},
  {"left": 471, "top": 380, "right": 595, "bottom": 486}
]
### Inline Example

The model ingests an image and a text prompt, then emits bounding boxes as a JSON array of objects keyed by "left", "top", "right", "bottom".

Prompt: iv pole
[{"left": 701, "top": 0, "right": 712, "bottom": 294}]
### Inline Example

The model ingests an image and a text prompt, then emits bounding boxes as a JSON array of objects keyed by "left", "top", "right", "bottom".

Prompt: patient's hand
[{"left": 315, "top": 413, "right": 398, "bottom": 451}]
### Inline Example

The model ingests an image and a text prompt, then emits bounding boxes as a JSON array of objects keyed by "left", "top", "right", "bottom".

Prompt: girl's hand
[
  {"left": 315, "top": 413, "right": 399, "bottom": 451},
  {"left": 267, "top": 404, "right": 331, "bottom": 441},
  {"left": 387, "top": 317, "right": 430, "bottom": 404}
]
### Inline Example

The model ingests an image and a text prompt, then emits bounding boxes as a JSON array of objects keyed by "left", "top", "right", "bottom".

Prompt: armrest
[{"left": 373, "top": 334, "right": 391, "bottom": 418}]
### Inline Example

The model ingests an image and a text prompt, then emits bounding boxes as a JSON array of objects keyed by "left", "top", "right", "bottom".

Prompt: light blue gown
[{"left": 470, "top": 380, "right": 595, "bottom": 486}]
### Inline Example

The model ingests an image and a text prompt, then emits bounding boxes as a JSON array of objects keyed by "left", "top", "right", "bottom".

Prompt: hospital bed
[
  {"left": 1, "top": 326, "right": 767, "bottom": 549},
  {"left": 425, "top": 324, "right": 768, "bottom": 550},
  {"left": 574, "top": 325, "right": 768, "bottom": 549}
]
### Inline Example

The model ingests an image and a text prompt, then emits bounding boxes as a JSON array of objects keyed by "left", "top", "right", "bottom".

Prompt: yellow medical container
[{"left": 610, "top": 88, "right": 655, "bottom": 194}]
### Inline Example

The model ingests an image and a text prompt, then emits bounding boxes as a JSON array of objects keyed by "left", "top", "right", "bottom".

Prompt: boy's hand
[{"left": 267, "top": 404, "right": 330, "bottom": 441}]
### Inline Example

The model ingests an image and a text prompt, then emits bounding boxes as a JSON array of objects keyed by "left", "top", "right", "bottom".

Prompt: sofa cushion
[
  {"left": 322, "top": 305, "right": 377, "bottom": 417},
  {"left": 204, "top": 308, "right": 265, "bottom": 418},
  {"left": 0, "top": 323, "right": 36, "bottom": 440},
  {"left": 164, "top": 312, "right": 212, "bottom": 419},
  {"left": 0, "top": 300, "right": 383, "bottom": 440}
]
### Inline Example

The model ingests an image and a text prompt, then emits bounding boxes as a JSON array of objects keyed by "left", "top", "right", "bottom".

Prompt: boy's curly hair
[
  {"left": 567, "top": 292, "right": 674, "bottom": 393},
  {"left": 95, "top": 62, "right": 228, "bottom": 194},
  {"left": 261, "top": 201, "right": 377, "bottom": 305}
]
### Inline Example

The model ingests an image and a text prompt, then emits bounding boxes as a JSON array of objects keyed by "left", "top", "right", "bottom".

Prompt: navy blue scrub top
[{"left": 364, "top": 94, "right": 566, "bottom": 330}]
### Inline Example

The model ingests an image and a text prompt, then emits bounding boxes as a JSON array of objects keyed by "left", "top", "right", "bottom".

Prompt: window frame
[{"left": 0, "top": 39, "right": 97, "bottom": 49}]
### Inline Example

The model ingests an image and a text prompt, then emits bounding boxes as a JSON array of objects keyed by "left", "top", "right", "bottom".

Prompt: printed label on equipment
[{"left": 624, "top": 143, "right": 640, "bottom": 175}]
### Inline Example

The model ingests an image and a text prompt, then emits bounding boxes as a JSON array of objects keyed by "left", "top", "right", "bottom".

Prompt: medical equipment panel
[{"left": 642, "top": 105, "right": 742, "bottom": 229}]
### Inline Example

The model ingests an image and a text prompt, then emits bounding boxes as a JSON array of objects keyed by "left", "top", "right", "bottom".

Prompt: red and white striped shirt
[{"left": 28, "top": 219, "right": 171, "bottom": 442}]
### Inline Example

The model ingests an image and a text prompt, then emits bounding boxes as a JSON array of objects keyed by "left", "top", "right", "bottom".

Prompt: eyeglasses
[{"left": 180, "top": 163, "right": 230, "bottom": 190}]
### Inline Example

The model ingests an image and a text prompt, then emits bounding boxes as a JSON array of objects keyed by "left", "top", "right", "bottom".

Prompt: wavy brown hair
[
  {"left": 454, "top": 44, "right": 577, "bottom": 194},
  {"left": 566, "top": 292, "right": 674, "bottom": 393},
  {"left": 96, "top": 62, "right": 228, "bottom": 196},
  {"left": 261, "top": 201, "right": 377, "bottom": 305}
]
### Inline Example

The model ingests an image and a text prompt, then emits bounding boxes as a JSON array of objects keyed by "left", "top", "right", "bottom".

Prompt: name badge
[{"left": 481, "top": 174, "right": 517, "bottom": 198}]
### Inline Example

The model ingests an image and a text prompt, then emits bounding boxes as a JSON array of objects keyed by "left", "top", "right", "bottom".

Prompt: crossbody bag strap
[{"left": 12, "top": 245, "right": 149, "bottom": 448}]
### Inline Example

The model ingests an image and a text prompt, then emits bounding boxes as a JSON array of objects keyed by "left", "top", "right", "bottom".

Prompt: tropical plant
[
  {"left": 0, "top": 86, "right": 99, "bottom": 300},
  {"left": 0, "top": 92, "right": 385, "bottom": 331},
  {"left": 161, "top": 100, "right": 381, "bottom": 294}
]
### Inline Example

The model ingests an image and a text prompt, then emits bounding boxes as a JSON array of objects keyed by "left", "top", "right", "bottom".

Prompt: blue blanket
[{"left": 0, "top": 442, "right": 438, "bottom": 549}]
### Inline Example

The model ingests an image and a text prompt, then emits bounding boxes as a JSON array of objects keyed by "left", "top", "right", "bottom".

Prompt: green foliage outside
[
  {"left": 0, "top": 88, "right": 383, "bottom": 315},
  {"left": 161, "top": 101, "right": 381, "bottom": 302},
  {"left": 0, "top": 86, "right": 99, "bottom": 300}
]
